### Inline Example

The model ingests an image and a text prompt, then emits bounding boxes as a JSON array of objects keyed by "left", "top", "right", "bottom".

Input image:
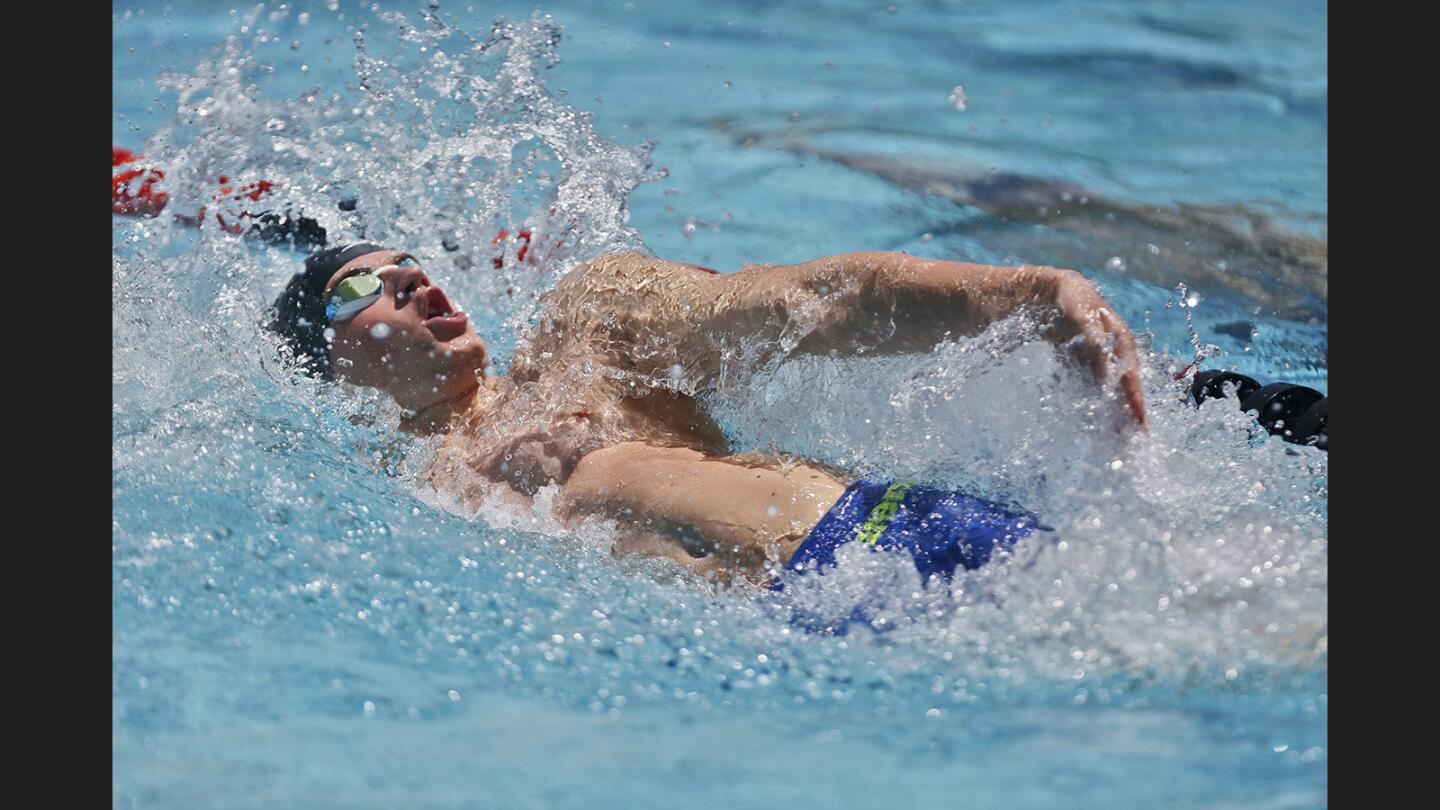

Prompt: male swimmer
[
  {"left": 115, "top": 145, "right": 1322, "bottom": 601},
  {"left": 265, "top": 242, "right": 1144, "bottom": 587}
]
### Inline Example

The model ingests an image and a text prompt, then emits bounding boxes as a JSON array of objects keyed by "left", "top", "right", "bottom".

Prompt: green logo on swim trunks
[{"left": 853, "top": 480, "right": 913, "bottom": 545}]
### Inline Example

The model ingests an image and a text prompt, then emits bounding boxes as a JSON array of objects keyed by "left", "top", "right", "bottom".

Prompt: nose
[{"left": 378, "top": 262, "right": 430, "bottom": 305}]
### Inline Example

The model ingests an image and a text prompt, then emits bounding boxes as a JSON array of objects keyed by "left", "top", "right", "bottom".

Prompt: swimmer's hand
[{"left": 1050, "top": 272, "right": 1147, "bottom": 428}]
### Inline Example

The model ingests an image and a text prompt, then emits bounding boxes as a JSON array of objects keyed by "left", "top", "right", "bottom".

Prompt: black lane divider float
[{"left": 1190, "top": 370, "right": 1327, "bottom": 450}]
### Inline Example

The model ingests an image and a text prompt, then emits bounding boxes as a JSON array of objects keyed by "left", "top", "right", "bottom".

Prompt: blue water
[{"left": 113, "top": 2, "right": 1326, "bottom": 807}]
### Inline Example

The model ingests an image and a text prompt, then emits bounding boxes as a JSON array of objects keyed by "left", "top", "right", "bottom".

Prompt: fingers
[
  {"left": 1119, "top": 364, "right": 1147, "bottom": 428},
  {"left": 1054, "top": 275, "right": 1147, "bottom": 428},
  {"left": 1120, "top": 364, "right": 1147, "bottom": 429},
  {"left": 1077, "top": 309, "right": 1148, "bottom": 429},
  {"left": 1099, "top": 312, "right": 1147, "bottom": 429}
]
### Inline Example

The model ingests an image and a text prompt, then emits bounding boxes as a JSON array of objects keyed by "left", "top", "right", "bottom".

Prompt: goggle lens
[{"left": 325, "top": 272, "right": 384, "bottom": 322}]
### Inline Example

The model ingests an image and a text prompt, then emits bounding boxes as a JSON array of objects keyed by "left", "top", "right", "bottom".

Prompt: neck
[{"left": 400, "top": 379, "right": 491, "bottom": 435}]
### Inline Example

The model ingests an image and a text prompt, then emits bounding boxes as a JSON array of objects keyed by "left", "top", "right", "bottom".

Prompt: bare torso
[
  {"left": 421, "top": 250, "right": 1144, "bottom": 583},
  {"left": 422, "top": 253, "right": 866, "bottom": 581}
]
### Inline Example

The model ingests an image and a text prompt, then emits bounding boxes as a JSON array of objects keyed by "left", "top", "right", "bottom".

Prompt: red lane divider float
[{"left": 116, "top": 145, "right": 549, "bottom": 268}]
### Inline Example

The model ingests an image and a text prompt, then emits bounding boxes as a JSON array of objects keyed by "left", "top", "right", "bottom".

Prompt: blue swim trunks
[
  {"left": 766, "top": 478, "right": 1048, "bottom": 631},
  {"left": 770, "top": 480, "right": 1046, "bottom": 631}
]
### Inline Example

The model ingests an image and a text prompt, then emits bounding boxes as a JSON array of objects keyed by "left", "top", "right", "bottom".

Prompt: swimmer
[
  {"left": 265, "top": 242, "right": 1146, "bottom": 588},
  {"left": 114, "top": 146, "right": 1321, "bottom": 601}
]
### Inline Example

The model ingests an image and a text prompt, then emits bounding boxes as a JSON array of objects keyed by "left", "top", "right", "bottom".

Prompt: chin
[
  {"left": 452, "top": 336, "right": 488, "bottom": 370},
  {"left": 434, "top": 345, "right": 486, "bottom": 381}
]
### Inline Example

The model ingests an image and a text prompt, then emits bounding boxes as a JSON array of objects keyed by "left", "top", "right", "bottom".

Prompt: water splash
[
  {"left": 114, "top": 0, "right": 1325, "bottom": 753},
  {"left": 128, "top": 5, "right": 658, "bottom": 362},
  {"left": 705, "top": 309, "right": 1324, "bottom": 681},
  {"left": 1165, "top": 281, "right": 1224, "bottom": 376}
]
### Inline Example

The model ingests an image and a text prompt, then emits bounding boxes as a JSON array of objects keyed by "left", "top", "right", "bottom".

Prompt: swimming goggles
[{"left": 325, "top": 270, "right": 385, "bottom": 322}]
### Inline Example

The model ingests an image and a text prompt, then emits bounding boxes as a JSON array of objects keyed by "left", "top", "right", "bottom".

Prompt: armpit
[{"left": 481, "top": 427, "right": 596, "bottom": 496}]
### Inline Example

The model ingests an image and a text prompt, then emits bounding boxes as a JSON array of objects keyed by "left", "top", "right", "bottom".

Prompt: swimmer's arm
[
  {"left": 554, "top": 443, "right": 813, "bottom": 585},
  {"left": 553, "top": 469, "right": 746, "bottom": 586},
  {"left": 705, "top": 251, "right": 1146, "bottom": 425}
]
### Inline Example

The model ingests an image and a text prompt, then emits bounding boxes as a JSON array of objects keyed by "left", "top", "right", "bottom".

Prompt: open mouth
[{"left": 419, "top": 286, "right": 468, "bottom": 339}]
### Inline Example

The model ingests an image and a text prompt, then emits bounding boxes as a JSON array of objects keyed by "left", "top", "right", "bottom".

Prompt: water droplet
[
  {"left": 448, "top": 689, "right": 461, "bottom": 702},
  {"left": 948, "top": 86, "right": 969, "bottom": 111},
  {"left": 1106, "top": 256, "right": 1127, "bottom": 272},
  {"left": 369, "top": 323, "right": 392, "bottom": 339}
]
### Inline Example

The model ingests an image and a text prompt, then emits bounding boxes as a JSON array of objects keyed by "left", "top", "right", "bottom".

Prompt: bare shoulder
[
  {"left": 567, "top": 250, "right": 654, "bottom": 272},
  {"left": 556, "top": 251, "right": 723, "bottom": 290},
  {"left": 556, "top": 251, "right": 666, "bottom": 286},
  {"left": 541, "top": 251, "right": 726, "bottom": 328}
]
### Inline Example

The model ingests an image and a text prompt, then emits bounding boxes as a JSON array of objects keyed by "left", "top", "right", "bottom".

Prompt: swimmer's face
[{"left": 324, "top": 250, "right": 489, "bottom": 411}]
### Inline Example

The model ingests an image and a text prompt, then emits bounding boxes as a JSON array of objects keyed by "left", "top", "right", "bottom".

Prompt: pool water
[{"left": 113, "top": 2, "right": 1326, "bottom": 807}]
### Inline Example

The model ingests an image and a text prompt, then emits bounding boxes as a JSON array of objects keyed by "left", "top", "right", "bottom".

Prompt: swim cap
[{"left": 266, "top": 242, "right": 388, "bottom": 378}]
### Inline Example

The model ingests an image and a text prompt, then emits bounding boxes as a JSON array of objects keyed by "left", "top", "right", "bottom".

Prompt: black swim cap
[{"left": 266, "top": 242, "right": 387, "bottom": 378}]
